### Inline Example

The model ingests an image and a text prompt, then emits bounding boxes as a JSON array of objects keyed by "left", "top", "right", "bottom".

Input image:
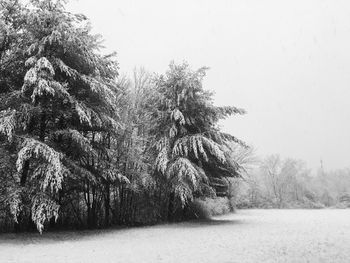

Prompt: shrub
[{"left": 189, "top": 197, "right": 232, "bottom": 219}]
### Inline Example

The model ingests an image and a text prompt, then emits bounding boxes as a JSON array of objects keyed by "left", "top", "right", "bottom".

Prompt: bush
[{"left": 189, "top": 197, "right": 232, "bottom": 219}]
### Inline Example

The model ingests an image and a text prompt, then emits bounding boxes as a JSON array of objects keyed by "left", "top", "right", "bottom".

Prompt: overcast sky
[{"left": 67, "top": 0, "right": 350, "bottom": 171}]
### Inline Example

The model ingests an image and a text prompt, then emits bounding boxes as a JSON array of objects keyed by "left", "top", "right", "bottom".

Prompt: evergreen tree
[
  {"left": 0, "top": 0, "right": 121, "bottom": 232},
  {"left": 153, "top": 62, "right": 246, "bottom": 219}
]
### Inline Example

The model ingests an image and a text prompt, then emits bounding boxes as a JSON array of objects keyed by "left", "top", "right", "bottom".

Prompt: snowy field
[{"left": 1, "top": 209, "right": 350, "bottom": 263}]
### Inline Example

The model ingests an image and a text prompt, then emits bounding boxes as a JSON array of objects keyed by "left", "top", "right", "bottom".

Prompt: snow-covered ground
[{"left": 1, "top": 209, "right": 350, "bottom": 263}]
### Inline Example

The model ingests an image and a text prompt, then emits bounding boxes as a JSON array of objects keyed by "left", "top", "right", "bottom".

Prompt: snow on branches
[
  {"left": 0, "top": 109, "right": 16, "bottom": 142},
  {"left": 16, "top": 138, "right": 64, "bottom": 192}
]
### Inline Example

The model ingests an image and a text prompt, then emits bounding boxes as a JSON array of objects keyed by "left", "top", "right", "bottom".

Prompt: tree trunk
[
  {"left": 20, "top": 160, "right": 30, "bottom": 187},
  {"left": 39, "top": 111, "right": 46, "bottom": 141},
  {"left": 167, "top": 191, "right": 175, "bottom": 221},
  {"left": 104, "top": 183, "right": 110, "bottom": 227},
  {"left": 14, "top": 160, "right": 30, "bottom": 232}
]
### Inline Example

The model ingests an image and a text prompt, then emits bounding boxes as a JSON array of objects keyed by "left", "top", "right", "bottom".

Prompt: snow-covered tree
[
  {"left": 0, "top": 0, "right": 121, "bottom": 232},
  {"left": 153, "top": 62, "right": 246, "bottom": 219}
]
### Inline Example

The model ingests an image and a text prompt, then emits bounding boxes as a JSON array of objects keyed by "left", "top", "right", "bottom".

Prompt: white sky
[{"left": 67, "top": 0, "right": 350, "bottom": 171}]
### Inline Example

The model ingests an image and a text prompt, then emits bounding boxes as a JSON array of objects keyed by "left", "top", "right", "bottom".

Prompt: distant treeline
[
  {"left": 0, "top": 0, "right": 247, "bottom": 233},
  {"left": 233, "top": 155, "right": 350, "bottom": 209}
]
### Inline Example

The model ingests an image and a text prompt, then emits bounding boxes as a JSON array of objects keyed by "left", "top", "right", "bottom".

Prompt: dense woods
[{"left": 0, "top": 0, "right": 247, "bottom": 232}]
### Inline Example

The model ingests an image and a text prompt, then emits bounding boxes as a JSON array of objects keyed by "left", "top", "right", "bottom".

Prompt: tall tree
[
  {"left": 0, "top": 0, "right": 121, "bottom": 232},
  {"left": 153, "top": 62, "right": 246, "bottom": 219}
]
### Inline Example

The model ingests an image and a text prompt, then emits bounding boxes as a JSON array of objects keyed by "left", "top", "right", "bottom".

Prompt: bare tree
[{"left": 260, "top": 155, "right": 307, "bottom": 207}]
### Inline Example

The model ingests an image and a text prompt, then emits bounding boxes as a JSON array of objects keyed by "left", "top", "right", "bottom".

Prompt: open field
[{"left": 1, "top": 209, "right": 350, "bottom": 263}]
